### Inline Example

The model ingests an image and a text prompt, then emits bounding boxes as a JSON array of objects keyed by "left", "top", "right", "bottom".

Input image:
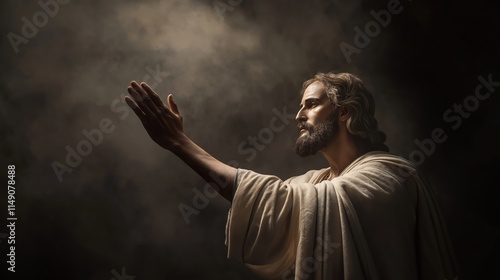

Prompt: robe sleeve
[{"left": 225, "top": 168, "right": 323, "bottom": 278}]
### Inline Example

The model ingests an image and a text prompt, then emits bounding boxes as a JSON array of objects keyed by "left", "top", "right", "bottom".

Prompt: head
[{"left": 295, "top": 72, "right": 388, "bottom": 157}]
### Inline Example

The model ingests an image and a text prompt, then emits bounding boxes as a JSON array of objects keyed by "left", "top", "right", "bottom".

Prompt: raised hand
[
  {"left": 125, "top": 81, "right": 185, "bottom": 151},
  {"left": 125, "top": 80, "right": 236, "bottom": 201}
]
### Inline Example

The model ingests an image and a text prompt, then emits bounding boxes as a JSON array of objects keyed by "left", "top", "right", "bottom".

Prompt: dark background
[{"left": 1, "top": 0, "right": 499, "bottom": 279}]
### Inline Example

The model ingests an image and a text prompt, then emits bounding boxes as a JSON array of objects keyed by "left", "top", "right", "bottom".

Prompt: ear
[{"left": 338, "top": 107, "right": 350, "bottom": 122}]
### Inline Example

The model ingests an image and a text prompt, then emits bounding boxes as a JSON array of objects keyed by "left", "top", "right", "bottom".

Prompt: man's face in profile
[{"left": 295, "top": 81, "right": 339, "bottom": 157}]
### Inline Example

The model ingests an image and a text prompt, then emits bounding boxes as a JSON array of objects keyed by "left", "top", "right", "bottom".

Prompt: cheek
[{"left": 310, "top": 107, "right": 334, "bottom": 124}]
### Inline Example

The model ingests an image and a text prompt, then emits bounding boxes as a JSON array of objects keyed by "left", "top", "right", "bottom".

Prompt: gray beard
[{"left": 295, "top": 114, "right": 338, "bottom": 157}]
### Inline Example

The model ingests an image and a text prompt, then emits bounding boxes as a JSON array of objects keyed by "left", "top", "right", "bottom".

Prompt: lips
[
  {"left": 297, "top": 122, "right": 312, "bottom": 135},
  {"left": 298, "top": 124, "right": 310, "bottom": 135},
  {"left": 298, "top": 126, "right": 310, "bottom": 135}
]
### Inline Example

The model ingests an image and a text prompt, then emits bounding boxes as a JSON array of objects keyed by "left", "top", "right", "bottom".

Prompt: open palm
[{"left": 125, "top": 81, "right": 184, "bottom": 150}]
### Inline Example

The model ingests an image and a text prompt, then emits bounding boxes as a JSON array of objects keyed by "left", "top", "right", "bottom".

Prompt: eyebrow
[{"left": 299, "top": 97, "right": 321, "bottom": 108}]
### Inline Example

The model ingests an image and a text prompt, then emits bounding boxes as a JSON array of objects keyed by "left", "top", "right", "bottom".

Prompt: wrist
[{"left": 169, "top": 134, "right": 192, "bottom": 154}]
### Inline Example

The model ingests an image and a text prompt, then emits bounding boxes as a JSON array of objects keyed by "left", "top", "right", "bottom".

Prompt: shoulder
[
  {"left": 335, "top": 152, "right": 423, "bottom": 202},
  {"left": 350, "top": 151, "right": 415, "bottom": 170},
  {"left": 342, "top": 151, "right": 419, "bottom": 183},
  {"left": 285, "top": 167, "right": 330, "bottom": 184}
]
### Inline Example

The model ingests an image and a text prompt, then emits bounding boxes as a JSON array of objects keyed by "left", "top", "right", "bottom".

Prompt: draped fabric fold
[{"left": 225, "top": 151, "right": 459, "bottom": 280}]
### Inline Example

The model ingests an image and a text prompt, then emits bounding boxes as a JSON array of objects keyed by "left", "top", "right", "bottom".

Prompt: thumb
[{"left": 167, "top": 94, "right": 181, "bottom": 115}]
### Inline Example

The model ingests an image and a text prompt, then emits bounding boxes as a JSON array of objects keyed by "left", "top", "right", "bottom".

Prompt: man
[{"left": 125, "top": 72, "right": 459, "bottom": 279}]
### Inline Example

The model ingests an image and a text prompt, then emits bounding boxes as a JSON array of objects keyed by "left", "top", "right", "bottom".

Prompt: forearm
[
  {"left": 171, "top": 135, "right": 237, "bottom": 202},
  {"left": 124, "top": 82, "right": 236, "bottom": 200}
]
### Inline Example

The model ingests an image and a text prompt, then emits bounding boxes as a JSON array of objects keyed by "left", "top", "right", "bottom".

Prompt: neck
[{"left": 320, "top": 132, "right": 365, "bottom": 179}]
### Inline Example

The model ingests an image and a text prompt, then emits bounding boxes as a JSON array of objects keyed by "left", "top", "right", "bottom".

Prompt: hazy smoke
[{"left": 1, "top": 0, "right": 423, "bottom": 279}]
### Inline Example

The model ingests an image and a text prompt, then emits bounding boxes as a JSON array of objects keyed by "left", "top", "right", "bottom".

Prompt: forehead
[{"left": 301, "top": 81, "right": 327, "bottom": 103}]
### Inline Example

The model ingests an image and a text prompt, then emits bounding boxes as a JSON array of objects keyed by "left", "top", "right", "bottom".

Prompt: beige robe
[{"left": 225, "top": 151, "right": 459, "bottom": 279}]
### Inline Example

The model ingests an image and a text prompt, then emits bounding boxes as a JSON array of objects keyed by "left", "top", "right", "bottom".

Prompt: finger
[
  {"left": 139, "top": 82, "right": 177, "bottom": 120},
  {"left": 124, "top": 96, "right": 148, "bottom": 123},
  {"left": 128, "top": 84, "right": 156, "bottom": 120},
  {"left": 127, "top": 82, "right": 143, "bottom": 104},
  {"left": 140, "top": 82, "right": 168, "bottom": 112},
  {"left": 131, "top": 81, "right": 157, "bottom": 112},
  {"left": 167, "top": 94, "right": 181, "bottom": 116},
  {"left": 130, "top": 81, "right": 161, "bottom": 116}
]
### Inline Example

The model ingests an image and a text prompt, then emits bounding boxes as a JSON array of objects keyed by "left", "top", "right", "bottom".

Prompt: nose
[{"left": 295, "top": 107, "right": 306, "bottom": 122}]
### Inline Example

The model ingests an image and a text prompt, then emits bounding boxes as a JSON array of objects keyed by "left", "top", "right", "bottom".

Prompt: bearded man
[{"left": 124, "top": 72, "right": 459, "bottom": 280}]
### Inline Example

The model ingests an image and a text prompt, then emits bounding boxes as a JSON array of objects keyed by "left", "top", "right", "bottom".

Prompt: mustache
[{"left": 298, "top": 122, "right": 314, "bottom": 131}]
